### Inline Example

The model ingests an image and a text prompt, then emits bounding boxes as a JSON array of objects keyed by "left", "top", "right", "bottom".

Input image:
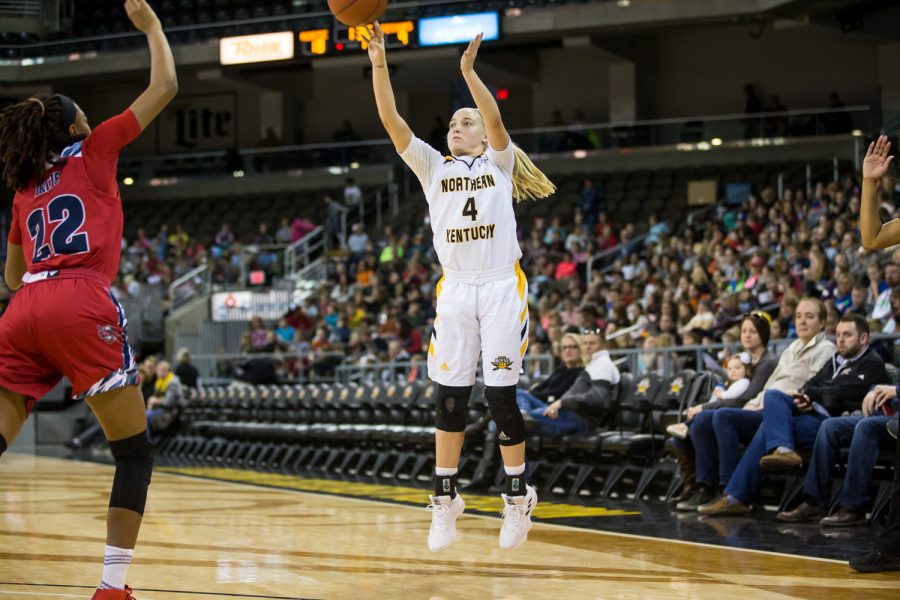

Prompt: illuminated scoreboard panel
[{"left": 298, "top": 21, "right": 416, "bottom": 56}]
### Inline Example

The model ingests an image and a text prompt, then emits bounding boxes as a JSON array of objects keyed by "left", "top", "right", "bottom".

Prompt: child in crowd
[{"left": 667, "top": 353, "right": 753, "bottom": 439}]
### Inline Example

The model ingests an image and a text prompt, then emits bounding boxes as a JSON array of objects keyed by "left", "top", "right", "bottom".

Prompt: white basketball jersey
[{"left": 400, "top": 137, "right": 521, "bottom": 272}]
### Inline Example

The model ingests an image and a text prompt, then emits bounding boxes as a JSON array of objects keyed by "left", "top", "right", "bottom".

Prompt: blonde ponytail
[{"left": 511, "top": 145, "right": 555, "bottom": 202}]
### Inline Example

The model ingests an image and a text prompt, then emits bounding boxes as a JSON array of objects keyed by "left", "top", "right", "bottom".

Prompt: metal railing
[
  {"left": 168, "top": 264, "right": 211, "bottom": 310},
  {"left": 776, "top": 154, "right": 846, "bottom": 198},
  {"left": 284, "top": 226, "right": 326, "bottom": 281},
  {"left": 585, "top": 232, "right": 649, "bottom": 285}
]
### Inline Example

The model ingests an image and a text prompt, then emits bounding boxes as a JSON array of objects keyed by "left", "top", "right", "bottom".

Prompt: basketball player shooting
[{"left": 360, "top": 22, "right": 555, "bottom": 552}]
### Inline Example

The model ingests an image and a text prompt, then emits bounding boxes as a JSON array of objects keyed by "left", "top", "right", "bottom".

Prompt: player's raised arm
[
  {"left": 861, "top": 135, "right": 900, "bottom": 250},
  {"left": 360, "top": 22, "right": 413, "bottom": 153},
  {"left": 125, "top": 0, "right": 178, "bottom": 131},
  {"left": 460, "top": 33, "right": 509, "bottom": 152}
]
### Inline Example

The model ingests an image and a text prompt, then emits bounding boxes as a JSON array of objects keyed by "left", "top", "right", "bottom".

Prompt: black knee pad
[
  {"left": 109, "top": 430, "right": 154, "bottom": 515},
  {"left": 0, "top": 433, "right": 6, "bottom": 457},
  {"left": 434, "top": 384, "right": 472, "bottom": 432},
  {"left": 485, "top": 385, "right": 525, "bottom": 446}
]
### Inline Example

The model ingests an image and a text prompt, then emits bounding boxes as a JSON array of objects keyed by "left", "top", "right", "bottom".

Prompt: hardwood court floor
[{"left": 0, "top": 454, "right": 897, "bottom": 600}]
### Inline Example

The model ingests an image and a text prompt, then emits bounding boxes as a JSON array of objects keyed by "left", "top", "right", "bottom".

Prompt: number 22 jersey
[
  {"left": 7, "top": 109, "right": 142, "bottom": 286},
  {"left": 400, "top": 137, "right": 521, "bottom": 273}
]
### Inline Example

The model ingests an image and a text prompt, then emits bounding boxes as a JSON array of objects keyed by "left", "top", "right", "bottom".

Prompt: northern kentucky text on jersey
[
  {"left": 440, "top": 173, "right": 496, "bottom": 194},
  {"left": 445, "top": 224, "right": 496, "bottom": 244}
]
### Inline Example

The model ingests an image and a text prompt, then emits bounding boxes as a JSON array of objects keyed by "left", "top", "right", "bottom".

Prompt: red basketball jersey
[{"left": 7, "top": 109, "right": 142, "bottom": 285}]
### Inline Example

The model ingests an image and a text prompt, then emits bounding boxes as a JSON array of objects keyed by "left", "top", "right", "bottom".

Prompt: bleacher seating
[{"left": 151, "top": 366, "right": 895, "bottom": 514}]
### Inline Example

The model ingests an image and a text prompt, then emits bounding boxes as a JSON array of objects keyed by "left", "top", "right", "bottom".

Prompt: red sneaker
[{"left": 91, "top": 586, "right": 136, "bottom": 600}]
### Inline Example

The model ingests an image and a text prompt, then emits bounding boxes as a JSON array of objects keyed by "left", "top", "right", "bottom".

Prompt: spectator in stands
[
  {"left": 577, "top": 178, "right": 605, "bottom": 229},
  {"left": 291, "top": 215, "right": 316, "bottom": 242},
  {"left": 275, "top": 217, "right": 293, "bottom": 245},
  {"left": 347, "top": 223, "right": 369, "bottom": 260},
  {"left": 778, "top": 381, "right": 899, "bottom": 527},
  {"left": 344, "top": 177, "right": 362, "bottom": 211},
  {"left": 679, "top": 300, "right": 714, "bottom": 337},
  {"left": 536, "top": 327, "right": 620, "bottom": 434},
  {"left": 672, "top": 312, "right": 777, "bottom": 509},
  {"left": 668, "top": 353, "right": 753, "bottom": 440},
  {"left": 645, "top": 213, "right": 670, "bottom": 245},
  {"left": 870, "top": 253, "right": 900, "bottom": 325},
  {"left": 139, "top": 355, "right": 159, "bottom": 406},
  {"left": 275, "top": 318, "right": 296, "bottom": 347},
  {"left": 742, "top": 84, "right": 763, "bottom": 138},
  {"left": 880, "top": 285, "right": 900, "bottom": 334},
  {"left": 244, "top": 316, "right": 276, "bottom": 353},
  {"left": 174, "top": 348, "right": 199, "bottom": 390},
  {"left": 146, "top": 360, "right": 184, "bottom": 438},
  {"left": 324, "top": 195, "right": 346, "bottom": 247},
  {"left": 516, "top": 333, "right": 586, "bottom": 415},
  {"left": 379, "top": 234, "right": 404, "bottom": 263},
  {"left": 699, "top": 313, "right": 881, "bottom": 516},
  {"left": 213, "top": 223, "right": 234, "bottom": 253}
]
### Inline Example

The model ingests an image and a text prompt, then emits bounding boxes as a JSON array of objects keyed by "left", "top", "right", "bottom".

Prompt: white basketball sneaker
[
  {"left": 427, "top": 493, "right": 465, "bottom": 552},
  {"left": 499, "top": 484, "right": 537, "bottom": 550}
]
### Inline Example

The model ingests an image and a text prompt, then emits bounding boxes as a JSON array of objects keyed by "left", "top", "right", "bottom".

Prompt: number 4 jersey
[
  {"left": 400, "top": 137, "right": 521, "bottom": 273},
  {"left": 8, "top": 109, "right": 142, "bottom": 285}
]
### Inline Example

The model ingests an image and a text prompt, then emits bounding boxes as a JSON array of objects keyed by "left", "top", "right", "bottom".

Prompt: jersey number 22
[{"left": 26, "top": 194, "right": 91, "bottom": 263}]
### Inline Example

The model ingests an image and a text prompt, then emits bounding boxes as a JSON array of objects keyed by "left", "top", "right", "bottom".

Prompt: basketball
[{"left": 327, "top": 0, "right": 388, "bottom": 27}]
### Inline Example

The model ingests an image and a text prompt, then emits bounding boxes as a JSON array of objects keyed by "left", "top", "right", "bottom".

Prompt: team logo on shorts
[
  {"left": 97, "top": 325, "right": 118, "bottom": 345},
  {"left": 491, "top": 356, "right": 513, "bottom": 371}
]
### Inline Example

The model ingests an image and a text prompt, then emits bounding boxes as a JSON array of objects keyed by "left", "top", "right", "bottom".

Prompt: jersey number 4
[
  {"left": 26, "top": 194, "right": 91, "bottom": 263},
  {"left": 462, "top": 196, "right": 478, "bottom": 222}
]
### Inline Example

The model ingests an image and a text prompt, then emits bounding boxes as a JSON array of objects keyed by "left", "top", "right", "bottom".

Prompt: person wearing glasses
[
  {"left": 537, "top": 327, "right": 621, "bottom": 434},
  {"left": 849, "top": 135, "right": 900, "bottom": 572}
]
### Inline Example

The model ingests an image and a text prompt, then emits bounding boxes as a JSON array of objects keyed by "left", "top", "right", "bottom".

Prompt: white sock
[
  {"left": 504, "top": 463, "right": 526, "bottom": 476},
  {"left": 435, "top": 466, "right": 458, "bottom": 476},
  {"left": 100, "top": 545, "right": 134, "bottom": 590},
  {"left": 776, "top": 446, "right": 793, "bottom": 454}
]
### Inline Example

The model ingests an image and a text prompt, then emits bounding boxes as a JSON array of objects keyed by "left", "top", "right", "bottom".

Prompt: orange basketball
[{"left": 327, "top": 0, "right": 388, "bottom": 27}]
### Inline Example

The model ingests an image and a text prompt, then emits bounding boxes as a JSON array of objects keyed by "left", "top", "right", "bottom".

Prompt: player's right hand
[
  {"left": 125, "top": 0, "right": 162, "bottom": 34},
  {"left": 360, "top": 22, "right": 386, "bottom": 66}
]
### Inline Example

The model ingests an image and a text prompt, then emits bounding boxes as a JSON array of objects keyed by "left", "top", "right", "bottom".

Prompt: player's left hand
[
  {"left": 460, "top": 33, "right": 483, "bottom": 74},
  {"left": 863, "top": 135, "right": 894, "bottom": 181},
  {"left": 125, "top": 0, "right": 162, "bottom": 34}
]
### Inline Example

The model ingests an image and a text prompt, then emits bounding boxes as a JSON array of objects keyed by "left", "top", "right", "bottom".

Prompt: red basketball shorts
[{"left": 0, "top": 271, "right": 138, "bottom": 413}]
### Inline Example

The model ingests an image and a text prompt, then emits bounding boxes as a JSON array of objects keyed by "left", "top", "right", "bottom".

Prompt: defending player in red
[{"left": 0, "top": 1, "right": 177, "bottom": 598}]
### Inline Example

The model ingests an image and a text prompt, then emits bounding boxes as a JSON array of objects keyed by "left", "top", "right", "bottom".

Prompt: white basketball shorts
[{"left": 427, "top": 262, "right": 529, "bottom": 387}]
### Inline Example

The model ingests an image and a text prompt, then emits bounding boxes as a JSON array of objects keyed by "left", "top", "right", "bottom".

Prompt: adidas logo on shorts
[{"left": 498, "top": 431, "right": 510, "bottom": 441}]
